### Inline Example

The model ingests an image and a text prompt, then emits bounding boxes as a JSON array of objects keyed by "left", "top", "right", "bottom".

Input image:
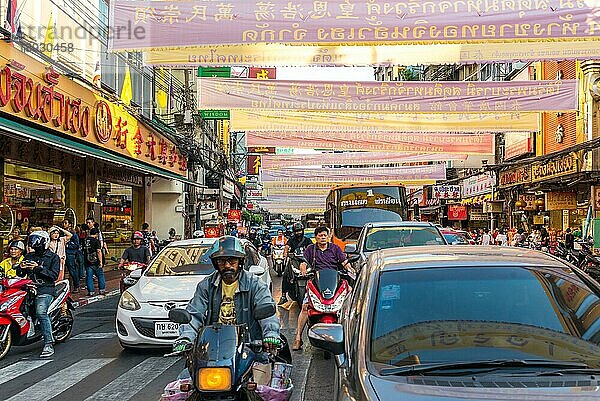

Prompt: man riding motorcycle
[
  {"left": 173, "top": 236, "right": 281, "bottom": 353},
  {"left": 0, "top": 240, "right": 24, "bottom": 278},
  {"left": 279, "top": 223, "right": 313, "bottom": 305},
  {"left": 118, "top": 231, "right": 151, "bottom": 268},
  {"left": 15, "top": 230, "right": 60, "bottom": 358}
]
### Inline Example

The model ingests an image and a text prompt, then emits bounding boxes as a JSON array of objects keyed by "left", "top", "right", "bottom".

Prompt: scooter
[
  {"left": 289, "top": 247, "right": 312, "bottom": 304},
  {"left": 0, "top": 272, "right": 74, "bottom": 360},
  {"left": 259, "top": 238, "right": 271, "bottom": 257},
  {"left": 119, "top": 262, "right": 146, "bottom": 294},
  {"left": 163, "top": 306, "right": 292, "bottom": 401},
  {"left": 271, "top": 245, "right": 286, "bottom": 277}
]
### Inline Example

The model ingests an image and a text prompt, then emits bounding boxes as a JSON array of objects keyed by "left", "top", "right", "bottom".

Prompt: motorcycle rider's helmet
[
  {"left": 9, "top": 240, "right": 25, "bottom": 252},
  {"left": 132, "top": 231, "right": 144, "bottom": 240},
  {"left": 192, "top": 230, "right": 205, "bottom": 238},
  {"left": 292, "top": 222, "right": 304, "bottom": 234},
  {"left": 28, "top": 230, "right": 50, "bottom": 255},
  {"left": 208, "top": 236, "right": 246, "bottom": 269}
]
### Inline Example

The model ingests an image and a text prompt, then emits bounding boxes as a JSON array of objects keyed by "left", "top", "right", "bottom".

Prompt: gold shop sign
[
  {"left": 546, "top": 192, "right": 577, "bottom": 211},
  {"left": 531, "top": 154, "right": 578, "bottom": 183},
  {"left": 498, "top": 165, "right": 531, "bottom": 189},
  {"left": 0, "top": 41, "right": 187, "bottom": 175}
]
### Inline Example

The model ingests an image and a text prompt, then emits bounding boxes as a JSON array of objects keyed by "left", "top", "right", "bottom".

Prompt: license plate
[{"left": 154, "top": 322, "right": 180, "bottom": 337}]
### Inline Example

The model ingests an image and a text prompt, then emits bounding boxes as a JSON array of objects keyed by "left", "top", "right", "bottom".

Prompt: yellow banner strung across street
[
  {"left": 146, "top": 41, "right": 600, "bottom": 67},
  {"left": 230, "top": 110, "right": 539, "bottom": 133}
]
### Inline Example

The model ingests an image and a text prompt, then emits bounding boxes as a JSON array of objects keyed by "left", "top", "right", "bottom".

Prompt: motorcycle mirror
[
  {"left": 344, "top": 244, "right": 357, "bottom": 254},
  {"left": 254, "top": 304, "right": 276, "bottom": 320},
  {"left": 168, "top": 308, "right": 192, "bottom": 324}
]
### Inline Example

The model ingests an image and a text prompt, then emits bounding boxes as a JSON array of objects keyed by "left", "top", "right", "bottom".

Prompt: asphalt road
[{"left": 0, "top": 269, "right": 334, "bottom": 401}]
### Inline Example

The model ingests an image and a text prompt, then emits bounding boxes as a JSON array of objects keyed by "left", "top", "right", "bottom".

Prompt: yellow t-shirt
[
  {"left": 0, "top": 256, "right": 23, "bottom": 278},
  {"left": 219, "top": 280, "right": 238, "bottom": 325}
]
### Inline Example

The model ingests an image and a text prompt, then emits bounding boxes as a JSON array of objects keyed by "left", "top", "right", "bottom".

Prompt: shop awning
[{"left": 0, "top": 116, "right": 203, "bottom": 187}]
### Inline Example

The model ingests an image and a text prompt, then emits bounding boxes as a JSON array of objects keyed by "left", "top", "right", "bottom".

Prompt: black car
[{"left": 309, "top": 246, "right": 600, "bottom": 401}]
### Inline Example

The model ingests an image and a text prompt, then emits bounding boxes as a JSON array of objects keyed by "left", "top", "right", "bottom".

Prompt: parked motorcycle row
[{"left": 518, "top": 238, "right": 600, "bottom": 280}]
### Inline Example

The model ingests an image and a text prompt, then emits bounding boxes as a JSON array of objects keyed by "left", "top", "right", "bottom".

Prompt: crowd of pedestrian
[{"left": 467, "top": 225, "right": 583, "bottom": 249}]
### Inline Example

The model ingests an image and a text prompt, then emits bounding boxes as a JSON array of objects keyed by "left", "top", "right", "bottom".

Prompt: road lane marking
[
  {"left": 71, "top": 332, "right": 117, "bottom": 340},
  {"left": 5, "top": 358, "right": 115, "bottom": 401},
  {"left": 0, "top": 360, "right": 52, "bottom": 385},
  {"left": 84, "top": 356, "right": 181, "bottom": 401}
]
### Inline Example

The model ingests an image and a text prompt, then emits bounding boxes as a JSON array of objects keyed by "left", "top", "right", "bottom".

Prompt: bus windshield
[{"left": 333, "top": 186, "right": 406, "bottom": 241}]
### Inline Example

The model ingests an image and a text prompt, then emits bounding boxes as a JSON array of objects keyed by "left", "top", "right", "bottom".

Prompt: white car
[{"left": 116, "top": 237, "right": 272, "bottom": 348}]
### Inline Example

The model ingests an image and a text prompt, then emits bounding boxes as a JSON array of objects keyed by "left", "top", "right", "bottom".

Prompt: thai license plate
[{"left": 154, "top": 322, "right": 180, "bottom": 337}]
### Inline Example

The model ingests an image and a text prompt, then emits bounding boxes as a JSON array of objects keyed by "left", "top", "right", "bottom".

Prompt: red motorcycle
[
  {"left": 0, "top": 273, "right": 74, "bottom": 360},
  {"left": 119, "top": 261, "right": 146, "bottom": 294},
  {"left": 305, "top": 269, "right": 352, "bottom": 326}
]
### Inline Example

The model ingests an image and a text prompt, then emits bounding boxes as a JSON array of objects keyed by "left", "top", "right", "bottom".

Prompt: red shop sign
[
  {"left": 448, "top": 205, "right": 467, "bottom": 221},
  {"left": 228, "top": 209, "right": 242, "bottom": 222}
]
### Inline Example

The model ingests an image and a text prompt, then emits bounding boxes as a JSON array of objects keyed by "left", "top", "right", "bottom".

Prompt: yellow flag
[
  {"left": 43, "top": 13, "right": 54, "bottom": 57},
  {"left": 120, "top": 66, "right": 133, "bottom": 106},
  {"left": 156, "top": 68, "right": 168, "bottom": 109}
]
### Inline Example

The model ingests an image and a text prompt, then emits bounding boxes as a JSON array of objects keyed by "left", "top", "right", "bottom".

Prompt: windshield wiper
[{"left": 380, "top": 359, "right": 590, "bottom": 376}]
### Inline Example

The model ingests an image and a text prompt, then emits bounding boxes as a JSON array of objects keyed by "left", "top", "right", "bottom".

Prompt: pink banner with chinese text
[
  {"left": 110, "top": 0, "right": 600, "bottom": 49},
  {"left": 199, "top": 79, "right": 577, "bottom": 113}
]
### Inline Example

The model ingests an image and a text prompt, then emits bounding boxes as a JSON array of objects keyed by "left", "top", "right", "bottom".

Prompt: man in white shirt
[{"left": 481, "top": 228, "right": 493, "bottom": 245}]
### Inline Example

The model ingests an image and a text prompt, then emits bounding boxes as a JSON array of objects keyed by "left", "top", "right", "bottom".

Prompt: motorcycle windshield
[
  {"left": 195, "top": 325, "right": 238, "bottom": 362},
  {"left": 314, "top": 269, "right": 339, "bottom": 300}
]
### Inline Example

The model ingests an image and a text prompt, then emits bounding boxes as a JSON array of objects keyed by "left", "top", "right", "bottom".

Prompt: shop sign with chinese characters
[
  {"left": 518, "top": 194, "right": 537, "bottom": 211},
  {"left": 546, "top": 192, "right": 577, "bottom": 211},
  {"left": 0, "top": 42, "right": 186, "bottom": 175},
  {"left": 432, "top": 185, "right": 461, "bottom": 200},
  {"left": 531, "top": 154, "right": 578, "bottom": 183},
  {"left": 462, "top": 173, "right": 495, "bottom": 198},
  {"left": 498, "top": 165, "right": 532, "bottom": 188},
  {"left": 227, "top": 209, "right": 242, "bottom": 222}
]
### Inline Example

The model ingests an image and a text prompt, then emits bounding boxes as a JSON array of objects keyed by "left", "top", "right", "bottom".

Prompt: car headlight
[
  {"left": 197, "top": 367, "right": 232, "bottom": 391},
  {"left": 119, "top": 290, "right": 141, "bottom": 311}
]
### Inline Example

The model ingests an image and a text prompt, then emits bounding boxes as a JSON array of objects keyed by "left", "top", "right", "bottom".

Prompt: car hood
[
  {"left": 132, "top": 275, "right": 210, "bottom": 302},
  {"left": 369, "top": 375, "right": 600, "bottom": 400}
]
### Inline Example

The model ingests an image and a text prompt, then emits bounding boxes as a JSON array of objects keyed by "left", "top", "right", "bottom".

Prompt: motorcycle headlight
[
  {"left": 197, "top": 367, "right": 232, "bottom": 391},
  {"left": 119, "top": 291, "right": 141, "bottom": 311}
]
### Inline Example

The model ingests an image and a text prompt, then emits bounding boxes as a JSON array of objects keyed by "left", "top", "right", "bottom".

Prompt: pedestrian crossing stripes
[
  {"left": 83, "top": 356, "right": 181, "bottom": 401},
  {"left": 5, "top": 358, "right": 115, "bottom": 401},
  {"left": 0, "top": 360, "right": 52, "bottom": 386}
]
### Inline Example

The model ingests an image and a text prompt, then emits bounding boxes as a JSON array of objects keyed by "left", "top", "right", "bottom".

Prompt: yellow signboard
[
  {"left": 145, "top": 41, "right": 600, "bottom": 67},
  {"left": 546, "top": 192, "right": 577, "bottom": 211},
  {"left": 0, "top": 42, "right": 186, "bottom": 175},
  {"left": 230, "top": 109, "right": 539, "bottom": 133}
]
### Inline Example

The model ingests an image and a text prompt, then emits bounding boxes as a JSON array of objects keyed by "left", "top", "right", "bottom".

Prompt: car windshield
[
  {"left": 443, "top": 233, "right": 469, "bottom": 244},
  {"left": 146, "top": 244, "right": 214, "bottom": 276},
  {"left": 371, "top": 267, "right": 600, "bottom": 368},
  {"left": 364, "top": 227, "right": 445, "bottom": 251}
]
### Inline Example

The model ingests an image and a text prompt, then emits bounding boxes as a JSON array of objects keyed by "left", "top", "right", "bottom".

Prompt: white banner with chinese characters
[
  {"left": 432, "top": 185, "right": 461, "bottom": 200},
  {"left": 462, "top": 173, "right": 495, "bottom": 198}
]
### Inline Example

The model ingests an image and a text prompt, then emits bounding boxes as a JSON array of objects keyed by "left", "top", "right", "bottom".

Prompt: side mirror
[
  {"left": 168, "top": 308, "right": 192, "bottom": 324},
  {"left": 348, "top": 254, "right": 360, "bottom": 263},
  {"left": 344, "top": 244, "right": 357, "bottom": 254},
  {"left": 130, "top": 269, "right": 143, "bottom": 279},
  {"left": 249, "top": 264, "right": 266, "bottom": 276},
  {"left": 254, "top": 303, "right": 276, "bottom": 320},
  {"left": 308, "top": 323, "right": 345, "bottom": 355}
]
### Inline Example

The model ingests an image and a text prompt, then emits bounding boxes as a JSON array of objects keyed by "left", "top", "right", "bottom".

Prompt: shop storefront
[
  {"left": 0, "top": 41, "right": 191, "bottom": 255},
  {"left": 460, "top": 172, "right": 495, "bottom": 230}
]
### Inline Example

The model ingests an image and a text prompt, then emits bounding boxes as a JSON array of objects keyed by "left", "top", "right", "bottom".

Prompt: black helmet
[
  {"left": 208, "top": 236, "right": 246, "bottom": 269},
  {"left": 28, "top": 230, "right": 50, "bottom": 255},
  {"left": 292, "top": 222, "right": 304, "bottom": 232}
]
